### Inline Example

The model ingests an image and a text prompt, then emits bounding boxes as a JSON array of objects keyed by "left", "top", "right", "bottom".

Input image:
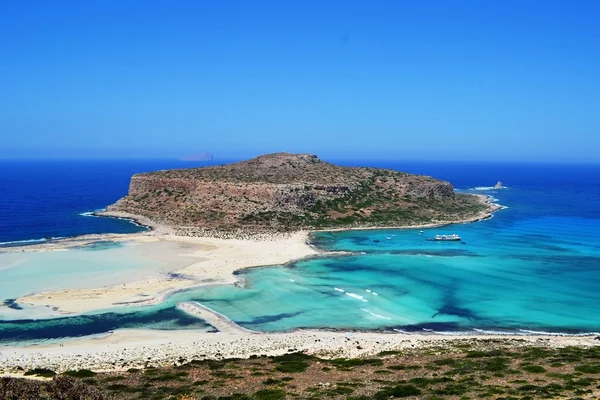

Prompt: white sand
[
  {"left": 1, "top": 328, "right": 597, "bottom": 375},
  {"left": 9, "top": 193, "right": 499, "bottom": 316},
  {"left": 0, "top": 197, "right": 540, "bottom": 377},
  {"left": 12, "top": 231, "right": 317, "bottom": 315}
]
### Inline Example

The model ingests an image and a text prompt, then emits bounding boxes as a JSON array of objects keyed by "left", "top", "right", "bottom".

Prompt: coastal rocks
[
  {"left": 1, "top": 331, "right": 596, "bottom": 375},
  {"left": 494, "top": 181, "right": 504, "bottom": 189}
]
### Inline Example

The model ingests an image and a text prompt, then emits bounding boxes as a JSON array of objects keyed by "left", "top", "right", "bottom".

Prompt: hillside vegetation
[
  {"left": 5, "top": 341, "right": 600, "bottom": 399},
  {"left": 108, "top": 153, "right": 490, "bottom": 233}
]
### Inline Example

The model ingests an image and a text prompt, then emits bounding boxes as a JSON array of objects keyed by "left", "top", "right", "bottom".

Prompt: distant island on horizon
[
  {"left": 101, "top": 152, "right": 498, "bottom": 235},
  {"left": 180, "top": 152, "right": 214, "bottom": 161}
]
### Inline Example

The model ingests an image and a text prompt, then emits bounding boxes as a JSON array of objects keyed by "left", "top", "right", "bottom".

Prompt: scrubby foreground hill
[
  {"left": 108, "top": 153, "right": 489, "bottom": 233},
  {"left": 5, "top": 342, "right": 600, "bottom": 399}
]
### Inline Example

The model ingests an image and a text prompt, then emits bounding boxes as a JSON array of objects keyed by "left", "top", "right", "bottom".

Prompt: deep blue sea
[
  {"left": 1, "top": 159, "right": 600, "bottom": 342},
  {"left": 0, "top": 160, "right": 225, "bottom": 245}
]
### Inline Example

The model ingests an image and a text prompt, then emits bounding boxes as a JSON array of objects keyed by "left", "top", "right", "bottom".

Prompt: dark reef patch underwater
[{"left": 1, "top": 160, "right": 599, "bottom": 342}]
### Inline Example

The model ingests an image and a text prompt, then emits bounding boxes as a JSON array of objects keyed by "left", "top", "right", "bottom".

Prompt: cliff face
[{"left": 108, "top": 153, "right": 485, "bottom": 232}]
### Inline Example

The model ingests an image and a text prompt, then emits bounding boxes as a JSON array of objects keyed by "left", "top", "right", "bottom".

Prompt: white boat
[{"left": 433, "top": 234, "right": 461, "bottom": 241}]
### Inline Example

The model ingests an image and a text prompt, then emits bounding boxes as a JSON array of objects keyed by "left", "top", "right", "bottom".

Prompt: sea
[{"left": 1, "top": 159, "right": 599, "bottom": 343}]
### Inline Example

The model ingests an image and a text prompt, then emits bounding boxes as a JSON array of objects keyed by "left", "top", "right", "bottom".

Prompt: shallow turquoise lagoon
[
  {"left": 185, "top": 215, "right": 600, "bottom": 333},
  {"left": 1, "top": 171, "right": 600, "bottom": 342},
  {"left": 179, "top": 177, "right": 600, "bottom": 333},
  {"left": 0, "top": 241, "right": 191, "bottom": 302}
]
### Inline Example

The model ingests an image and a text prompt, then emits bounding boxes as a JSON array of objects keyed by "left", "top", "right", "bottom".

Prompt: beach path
[{"left": 176, "top": 301, "right": 257, "bottom": 334}]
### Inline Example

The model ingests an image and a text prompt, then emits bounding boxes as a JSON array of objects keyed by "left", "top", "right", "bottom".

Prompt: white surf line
[
  {"left": 176, "top": 301, "right": 258, "bottom": 334},
  {"left": 360, "top": 308, "right": 391, "bottom": 320},
  {"left": 345, "top": 292, "right": 368, "bottom": 302}
]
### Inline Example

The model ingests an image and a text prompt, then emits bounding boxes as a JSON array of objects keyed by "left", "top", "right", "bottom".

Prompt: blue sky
[{"left": 1, "top": 0, "right": 599, "bottom": 161}]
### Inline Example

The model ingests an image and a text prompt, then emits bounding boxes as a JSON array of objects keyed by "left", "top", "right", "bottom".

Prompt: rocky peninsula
[{"left": 101, "top": 152, "right": 496, "bottom": 236}]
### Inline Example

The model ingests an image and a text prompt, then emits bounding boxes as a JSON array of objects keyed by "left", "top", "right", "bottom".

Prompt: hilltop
[{"left": 105, "top": 153, "right": 493, "bottom": 234}]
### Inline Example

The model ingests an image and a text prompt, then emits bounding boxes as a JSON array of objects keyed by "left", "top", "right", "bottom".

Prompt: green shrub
[
  {"left": 23, "top": 368, "right": 56, "bottom": 377},
  {"left": 271, "top": 353, "right": 312, "bottom": 373},
  {"left": 574, "top": 364, "right": 600, "bottom": 374},
  {"left": 374, "top": 384, "right": 421, "bottom": 399},
  {"left": 253, "top": 388, "right": 286, "bottom": 400},
  {"left": 62, "top": 369, "right": 97, "bottom": 378},
  {"left": 521, "top": 365, "right": 546, "bottom": 373}
]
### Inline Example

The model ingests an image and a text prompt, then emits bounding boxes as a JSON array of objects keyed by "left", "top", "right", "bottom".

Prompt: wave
[
  {"left": 0, "top": 238, "right": 47, "bottom": 246},
  {"left": 1, "top": 209, "right": 147, "bottom": 248},
  {"left": 466, "top": 186, "right": 509, "bottom": 192},
  {"left": 0, "top": 237, "right": 65, "bottom": 247},
  {"left": 360, "top": 308, "right": 391, "bottom": 320},
  {"left": 79, "top": 210, "right": 149, "bottom": 229},
  {"left": 390, "top": 327, "right": 599, "bottom": 337},
  {"left": 78, "top": 208, "right": 106, "bottom": 217},
  {"left": 345, "top": 292, "right": 368, "bottom": 303},
  {"left": 517, "top": 329, "right": 597, "bottom": 337}
]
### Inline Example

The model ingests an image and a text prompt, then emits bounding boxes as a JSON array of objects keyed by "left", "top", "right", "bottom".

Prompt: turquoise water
[
  {"left": 185, "top": 214, "right": 600, "bottom": 333},
  {"left": 1, "top": 162, "right": 599, "bottom": 341},
  {"left": 176, "top": 171, "right": 600, "bottom": 333},
  {"left": 0, "top": 241, "right": 195, "bottom": 304}
]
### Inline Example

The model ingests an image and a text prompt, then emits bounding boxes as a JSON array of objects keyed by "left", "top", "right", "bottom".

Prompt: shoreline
[
  {"left": 1, "top": 193, "right": 502, "bottom": 317},
  {"left": 8, "top": 231, "right": 319, "bottom": 315},
  {"left": 315, "top": 194, "right": 502, "bottom": 233},
  {"left": 0, "top": 193, "right": 501, "bottom": 251},
  {"left": 3, "top": 195, "right": 600, "bottom": 377},
  {"left": 1, "top": 328, "right": 598, "bottom": 376}
]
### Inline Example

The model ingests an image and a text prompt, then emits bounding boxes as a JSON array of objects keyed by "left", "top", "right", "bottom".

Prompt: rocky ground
[
  {"left": 4, "top": 339, "right": 600, "bottom": 400},
  {"left": 107, "top": 153, "right": 491, "bottom": 234}
]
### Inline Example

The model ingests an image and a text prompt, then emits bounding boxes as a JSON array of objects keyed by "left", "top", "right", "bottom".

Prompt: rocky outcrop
[{"left": 108, "top": 153, "right": 486, "bottom": 232}]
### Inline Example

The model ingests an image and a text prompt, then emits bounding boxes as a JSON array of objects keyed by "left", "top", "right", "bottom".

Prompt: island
[
  {"left": 100, "top": 152, "right": 499, "bottom": 236},
  {"left": 179, "top": 152, "right": 214, "bottom": 161},
  {"left": 3, "top": 153, "right": 599, "bottom": 400}
]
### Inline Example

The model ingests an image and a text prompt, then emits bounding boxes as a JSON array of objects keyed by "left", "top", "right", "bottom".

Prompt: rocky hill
[{"left": 106, "top": 153, "right": 490, "bottom": 234}]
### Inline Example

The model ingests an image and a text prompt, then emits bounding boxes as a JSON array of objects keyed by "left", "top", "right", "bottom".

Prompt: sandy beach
[
  {"left": 5, "top": 193, "right": 500, "bottom": 316},
  {"left": 1, "top": 327, "right": 597, "bottom": 375},
  {"left": 9, "top": 230, "right": 318, "bottom": 315},
  {"left": 0, "top": 193, "right": 540, "bottom": 378}
]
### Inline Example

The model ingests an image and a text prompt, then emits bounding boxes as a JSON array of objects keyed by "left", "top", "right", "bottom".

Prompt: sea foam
[
  {"left": 360, "top": 308, "right": 391, "bottom": 320},
  {"left": 345, "top": 292, "right": 368, "bottom": 302}
]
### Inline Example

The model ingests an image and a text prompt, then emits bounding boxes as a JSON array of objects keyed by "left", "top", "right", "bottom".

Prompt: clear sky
[{"left": 1, "top": 0, "right": 599, "bottom": 162}]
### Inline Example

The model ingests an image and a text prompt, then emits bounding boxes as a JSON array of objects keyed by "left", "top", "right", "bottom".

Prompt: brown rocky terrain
[
  {"left": 106, "top": 153, "right": 490, "bottom": 234},
  {"left": 5, "top": 342, "right": 600, "bottom": 400}
]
